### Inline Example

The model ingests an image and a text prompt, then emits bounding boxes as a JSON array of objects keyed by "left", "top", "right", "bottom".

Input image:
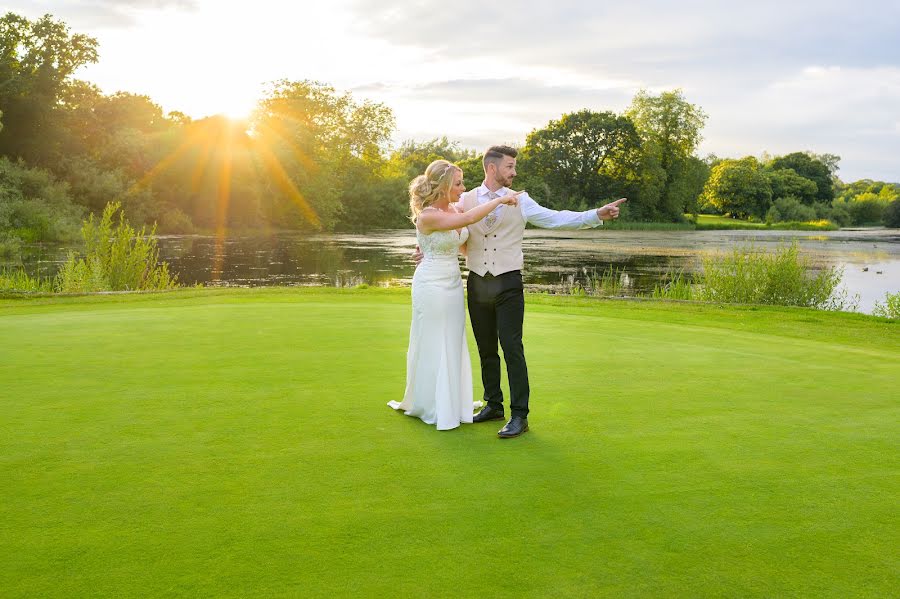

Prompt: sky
[{"left": 7, "top": 0, "right": 900, "bottom": 182}]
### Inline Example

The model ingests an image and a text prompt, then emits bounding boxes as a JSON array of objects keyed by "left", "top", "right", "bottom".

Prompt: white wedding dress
[{"left": 388, "top": 223, "right": 475, "bottom": 430}]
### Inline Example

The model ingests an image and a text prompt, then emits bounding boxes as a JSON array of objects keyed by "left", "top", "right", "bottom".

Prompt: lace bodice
[{"left": 416, "top": 227, "right": 469, "bottom": 258}]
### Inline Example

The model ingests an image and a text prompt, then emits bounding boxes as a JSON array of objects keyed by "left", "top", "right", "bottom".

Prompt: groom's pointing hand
[{"left": 598, "top": 198, "right": 627, "bottom": 221}]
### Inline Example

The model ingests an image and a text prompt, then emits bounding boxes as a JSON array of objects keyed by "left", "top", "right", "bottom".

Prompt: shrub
[
  {"left": 872, "top": 292, "right": 900, "bottom": 319},
  {"left": 828, "top": 202, "right": 853, "bottom": 227},
  {"left": 55, "top": 202, "right": 178, "bottom": 292},
  {"left": 698, "top": 242, "right": 842, "bottom": 309},
  {"left": 0, "top": 157, "right": 83, "bottom": 243},
  {"left": 766, "top": 196, "right": 817, "bottom": 224},
  {"left": 883, "top": 199, "right": 900, "bottom": 228},
  {"left": 848, "top": 193, "right": 888, "bottom": 225},
  {"left": 157, "top": 206, "right": 195, "bottom": 234}
]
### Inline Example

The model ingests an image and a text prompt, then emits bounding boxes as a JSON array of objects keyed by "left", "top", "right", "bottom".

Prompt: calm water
[{"left": 13, "top": 228, "right": 900, "bottom": 313}]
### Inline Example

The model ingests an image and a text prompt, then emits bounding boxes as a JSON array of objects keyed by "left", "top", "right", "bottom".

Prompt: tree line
[{"left": 2, "top": 12, "right": 898, "bottom": 255}]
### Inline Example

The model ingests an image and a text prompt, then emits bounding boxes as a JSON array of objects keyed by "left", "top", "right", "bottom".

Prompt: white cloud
[{"left": 4, "top": 0, "right": 198, "bottom": 28}]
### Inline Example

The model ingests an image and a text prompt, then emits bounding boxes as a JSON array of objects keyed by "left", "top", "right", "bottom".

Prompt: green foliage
[
  {"left": 0, "top": 156, "right": 83, "bottom": 243},
  {"left": 768, "top": 220, "right": 838, "bottom": 231},
  {"left": 0, "top": 13, "right": 99, "bottom": 165},
  {"left": 601, "top": 220, "right": 695, "bottom": 231},
  {"left": 520, "top": 109, "right": 641, "bottom": 211},
  {"left": 0, "top": 267, "right": 53, "bottom": 292},
  {"left": 835, "top": 179, "right": 899, "bottom": 204},
  {"left": 627, "top": 89, "right": 708, "bottom": 221},
  {"left": 765, "top": 168, "right": 818, "bottom": 205},
  {"left": 55, "top": 202, "right": 178, "bottom": 292},
  {"left": 651, "top": 271, "right": 694, "bottom": 300},
  {"left": 252, "top": 79, "right": 395, "bottom": 231},
  {"left": 872, "top": 291, "right": 900, "bottom": 319},
  {"left": 768, "top": 152, "right": 835, "bottom": 203},
  {"left": 766, "top": 196, "right": 817, "bottom": 223},
  {"left": 847, "top": 193, "right": 889, "bottom": 225},
  {"left": 700, "top": 157, "right": 772, "bottom": 219},
  {"left": 699, "top": 242, "right": 844, "bottom": 309},
  {"left": 883, "top": 199, "right": 900, "bottom": 228},
  {"left": 559, "top": 266, "right": 629, "bottom": 297},
  {"left": 693, "top": 214, "right": 767, "bottom": 230},
  {"left": 827, "top": 201, "right": 853, "bottom": 227}
]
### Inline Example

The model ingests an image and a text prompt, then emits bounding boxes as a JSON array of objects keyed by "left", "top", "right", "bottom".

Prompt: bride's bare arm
[{"left": 417, "top": 192, "right": 522, "bottom": 234}]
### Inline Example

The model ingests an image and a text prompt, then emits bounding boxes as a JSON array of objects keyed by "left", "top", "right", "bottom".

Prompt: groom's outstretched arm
[{"left": 521, "top": 193, "right": 626, "bottom": 229}]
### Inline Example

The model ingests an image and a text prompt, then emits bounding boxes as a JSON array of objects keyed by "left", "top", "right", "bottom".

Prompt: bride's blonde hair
[{"left": 409, "top": 159, "right": 461, "bottom": 221}]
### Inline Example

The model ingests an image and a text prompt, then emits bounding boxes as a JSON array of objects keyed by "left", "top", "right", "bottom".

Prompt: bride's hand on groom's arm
[
  {"left": 500, "top": 191, "right": 523, "bottom": 206},
  {"left": 597, "top": 198, "right": 627, "bottom": 220}
]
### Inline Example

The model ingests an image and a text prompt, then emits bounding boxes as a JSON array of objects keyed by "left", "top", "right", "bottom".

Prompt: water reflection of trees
[{"left": 155, "top": 234, "right": 416, "bottom": 287}]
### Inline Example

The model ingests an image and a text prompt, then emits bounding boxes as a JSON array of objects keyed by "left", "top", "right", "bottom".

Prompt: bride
[{"left": 388, "top": 159, "right": 521, "bottom": 430}]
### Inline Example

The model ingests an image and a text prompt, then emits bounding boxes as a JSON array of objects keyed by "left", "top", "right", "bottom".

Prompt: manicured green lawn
[{"left": 1, "top": 288, "right": 897, "bottom": 597}]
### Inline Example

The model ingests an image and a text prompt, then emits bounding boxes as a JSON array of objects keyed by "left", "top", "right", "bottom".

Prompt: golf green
[{"left": 1, "top": 289, "right": 897, "bottom": 597}]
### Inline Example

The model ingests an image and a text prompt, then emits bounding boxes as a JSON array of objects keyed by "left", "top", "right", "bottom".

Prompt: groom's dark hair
[{"left": 483, "top": 145, "right": 518, "bottom": 170}]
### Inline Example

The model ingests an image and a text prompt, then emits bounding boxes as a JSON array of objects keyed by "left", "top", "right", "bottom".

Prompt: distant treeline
[{"left": 1, "top": 12, "right": 898, "bottom": 255}]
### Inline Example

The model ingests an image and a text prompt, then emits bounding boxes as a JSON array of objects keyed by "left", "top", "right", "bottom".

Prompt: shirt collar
[{"left": 477, "top": 183, "right": 508, "bottom": 197}]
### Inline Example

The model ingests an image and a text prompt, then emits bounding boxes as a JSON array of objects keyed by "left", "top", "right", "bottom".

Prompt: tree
[
  {"left": 0, "top": 13, "right": 99, "bottom": 165},
  {"left": 519, "top": 109, "right": 641, "bottom": 211},
  {"left": 768, "top": 152, "right": 834, "bottom": 203},
  {"left": 884, "top": 199, "right": 900, "bottom": 228},
  {"left": 700, "top": 157, "right": 772, "bottom": 219},
  {"left": 626, "top": 89, "right": 708, "bottom": 220},
  {"left": 765, "top": 168, "right": 818, "bottom": 204},
  {"left": 251, "top": 80, "right": 394, "bottom": 231}
]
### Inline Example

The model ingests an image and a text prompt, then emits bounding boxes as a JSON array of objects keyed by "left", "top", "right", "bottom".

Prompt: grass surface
[
  {"left": 1, "top": 288, "right": 898, "bottom": 597},
  {"left": 693, "top": 214, "right": 838, "bottom": 231}
]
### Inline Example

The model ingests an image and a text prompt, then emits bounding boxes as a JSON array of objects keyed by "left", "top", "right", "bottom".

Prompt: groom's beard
[{"left": 498, "top": 175, "right": 515, "bottom": 188}]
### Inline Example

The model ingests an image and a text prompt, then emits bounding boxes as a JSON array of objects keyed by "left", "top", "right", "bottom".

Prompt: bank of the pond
[{"left": 1, "top": 289, "right": 897, "bottom": 597}]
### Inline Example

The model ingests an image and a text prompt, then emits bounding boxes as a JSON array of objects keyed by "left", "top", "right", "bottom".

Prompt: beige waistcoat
[{"left": 461, "top": 189, "right": 526, "bottom": 276}]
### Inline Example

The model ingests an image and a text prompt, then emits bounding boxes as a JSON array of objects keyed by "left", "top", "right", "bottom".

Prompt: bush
[
  {"left": 828, "top": 202, "right": 853, "bottom": 227},
  {"left": 0, "top": 231, "right": 22, "bottom": 258},
  {"left": 883, "top": 199, "right": 900, "bottom": 228},
  {"left": 55, "top": 202, "right": 178, "bottom": 292},
  {"left": 699, "top": 242, "right": 843, "bottom": 309},
  {"left": 848, "top": 194, "right": 888, "bottom": 225},
  {"left": 0, "top": 157, "right": 83, "bottom": 242},
  {"left": 872, "top": 291, "right": 900, "bottom": 319},
  {"left": 157, "top": 206, "right": 195, "bottom": 234},
  {"left": 766, "top": 196, "right": 817, "bottom": 224}
]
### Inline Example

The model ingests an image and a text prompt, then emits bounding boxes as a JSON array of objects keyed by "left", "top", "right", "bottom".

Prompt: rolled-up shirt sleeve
[{"left": 519, "top": 193, "right": 603, "bottom": 229}]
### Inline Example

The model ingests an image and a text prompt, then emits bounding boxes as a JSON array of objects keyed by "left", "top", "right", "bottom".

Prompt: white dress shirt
[{"left": 470, "top": 183, "right": 603, "bottom": 230}]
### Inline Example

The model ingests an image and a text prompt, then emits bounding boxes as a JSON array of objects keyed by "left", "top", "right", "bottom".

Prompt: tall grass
[
  {"left": 2, "top": 202, "right": 178, "bottom": 293},
  {"left": 651, "top": 271, "right": 694, "bottom": 300},
  {"left": 769, "top": 220, "right": 839, "bottom": 231},
  {"left": 698, "top": 242, "right": 844, "bottom": 309},
  {"left": 0, "top": 268, "right": 54, "bottom": 292},
  {"left": 601, "top": 221, "right": 695, "bottom": 231},
  {"left": 55, "top": 202, "right": 178, "bottom": 292},
  {"left": 647, "top": 243, "right": 856, "bottom": 311},
  {"left": 559, "top": 265, "right": 629, "bottom": 297}
]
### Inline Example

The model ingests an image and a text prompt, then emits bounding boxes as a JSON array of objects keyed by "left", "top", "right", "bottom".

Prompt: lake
[{"left": 13, "top": 228, "right": 900, "bottom": 314}]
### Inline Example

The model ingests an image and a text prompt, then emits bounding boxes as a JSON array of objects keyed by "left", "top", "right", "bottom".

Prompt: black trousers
[{"left": 467, "top": 270, "right": 530, "bottom": 417}]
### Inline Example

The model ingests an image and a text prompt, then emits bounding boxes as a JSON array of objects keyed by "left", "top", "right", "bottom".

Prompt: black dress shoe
[
  {"left": 498, "top": 416, "right": 528, "bottom": 438},
  {"left": 473, "top": 404, "right": 505, "bottom": 423}
]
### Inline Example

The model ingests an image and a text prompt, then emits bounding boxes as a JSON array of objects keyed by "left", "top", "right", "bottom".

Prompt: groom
[{"left": 417, "top": 145, "right": 626, "bottom": 438}]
